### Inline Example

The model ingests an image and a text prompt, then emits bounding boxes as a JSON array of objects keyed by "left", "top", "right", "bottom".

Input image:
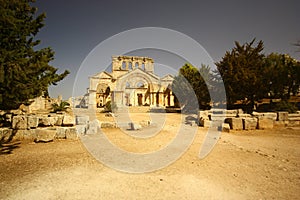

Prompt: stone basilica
[{"left": 88, "top": 55, "right": 175, "bottom": 109}]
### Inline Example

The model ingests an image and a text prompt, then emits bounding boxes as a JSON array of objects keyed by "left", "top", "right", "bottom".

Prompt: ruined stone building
[{"left": 88, "top": 55, "right": 175, "bottom": 109}]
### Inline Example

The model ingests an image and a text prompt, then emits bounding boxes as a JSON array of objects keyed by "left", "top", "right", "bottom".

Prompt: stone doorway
[{"left": 137, "top": 94, "right": 143, "bottom": 106}]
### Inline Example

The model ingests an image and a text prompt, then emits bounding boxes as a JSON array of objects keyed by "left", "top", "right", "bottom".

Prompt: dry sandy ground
[{"left": 0, "top": 113, "right": 300, "bottom": 200}]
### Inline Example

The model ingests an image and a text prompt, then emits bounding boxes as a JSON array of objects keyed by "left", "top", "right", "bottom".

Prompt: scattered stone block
[
  {"left": 129, "top": 122, "right": 141, "bottom": 130},
  {"left": 198, "top": 119, "right": 211, "bottom": 128},
  {"left": 199, "top": 110, "right": 209, "bottom": 120},
  {"left": 12, "top": 115, "right": 27, "bottom": 130},
  {"left": 225, "top": 118, "right": 243, "bottom": 130},
  {"left": 258, "top": 117, "right": 274, "bottom": 129},
  {"left": 56, "top": 127, "right": 67, "bottom": 139},
  {"left": 35, "top": 128, "right": 56, "bottom": 142},
  {"left": 263, "top": 113, "right": 277, "bottom": 121},
  {"left": 277, "top": 112, "right": 288, "bottom": 121},
  {"left": 62, "top": 114, "right": 75, "bottom": 126},
  {"left": 87, "top": 119, "right": 100, "bottom": 134},
  {"left": 27, "top": 115, "right": 39, "bottom": 129},
  {"left": 243, "top": 118, "right": 258, "bottom": 130},
  {"left": 101, "top": 122, "right": 117, "bottom": 128},
  {"left": 76, "top": 125, "right": 88, "bottom": 134},
  {"left": 65, "top": 127, "right": 78, "bottom": 139},
  {"left": 76, "top": 115, "right": 89, "bottom": 125},
  {"left": 221, "top": 123, "right": 230, "bottom": 132}
]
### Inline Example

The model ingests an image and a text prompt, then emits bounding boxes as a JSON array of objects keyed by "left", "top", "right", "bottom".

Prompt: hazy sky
[{"left": 34, "top": 0, "right": 300, "bottom": 99}]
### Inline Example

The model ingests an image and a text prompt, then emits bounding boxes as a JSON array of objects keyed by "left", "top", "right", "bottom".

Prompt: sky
[{"left": 33, "top": 0, "right": 300, "bottom": 99}]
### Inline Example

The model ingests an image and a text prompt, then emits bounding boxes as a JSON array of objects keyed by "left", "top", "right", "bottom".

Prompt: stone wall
[
  {"left": 0, "top": 113, "right": 89, "bottom": 143},
  {"left": 198, "top": 109, "right": 300, "bottom": 132}
]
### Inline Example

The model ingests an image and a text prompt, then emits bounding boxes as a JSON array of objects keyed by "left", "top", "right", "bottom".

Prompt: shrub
[
  {"left": 51, "top": 101, "right": 70, "bottom": 113},
  {"left": 273, "top": 100, "right": 298, "bottom": 113}
]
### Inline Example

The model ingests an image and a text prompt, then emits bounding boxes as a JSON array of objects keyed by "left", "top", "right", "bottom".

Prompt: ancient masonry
[{"left": 88, "top": 55, "right": 175, "bottom": 109}]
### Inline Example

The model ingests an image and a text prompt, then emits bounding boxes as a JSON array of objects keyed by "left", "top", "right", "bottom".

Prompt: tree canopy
[
  {"left": 215, "top": 39, "right": 266, "bottom": 113},
  {"left": 0, "top": 0, "right": 69, "bottom": 110},
  {"left": 172, "top": 63, "right": 211, "bottom": 111}
]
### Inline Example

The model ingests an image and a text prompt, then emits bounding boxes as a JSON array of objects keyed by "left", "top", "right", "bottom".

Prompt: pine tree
[
  {"left": 215, "top": 39, "right": 265, "bottom": 113},
  {"left": 0, "top": 0, "right": 69, "bottom": 110}
]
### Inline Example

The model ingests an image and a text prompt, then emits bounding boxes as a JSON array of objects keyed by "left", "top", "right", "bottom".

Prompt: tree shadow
[
  {"left": 0, "top": 129, "right": 20, "bottom": 155},
  {"left": 0, "top": 141, "right": 21, "bottom": 155}
]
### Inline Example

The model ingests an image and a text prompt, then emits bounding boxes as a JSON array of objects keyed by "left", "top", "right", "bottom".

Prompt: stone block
[
  {"left": 243, "top": 118, "right": 258, "bottom": 130},
  {"left": 129, "top": 122, "right": 141, "bottom": 130},
  {"left": 87, "top": 119, "right": 100, "bottom": 134},
  {"left": 76, "top": 115, "right": 89, "bottom": 125},
  {"left": 56, "top": 127, "right": 67, "bottom": 139},
  {"left": 55, "top": 115, "right": 64, "bottom": 126},
  {"left": 263, "top": 113, "right": 277, "bottom": 121},
  {"left": 35, "top": 128, "right": 56, "bottom": 142},
  {"left": 62, "top": 114, "right": 75, "bottom": 126},
  {"left": 27, "top": 115, "right": 39, "bottom": 129},
  {"left": 14, "top": 129, "right": 36, "bottom": 141},
  {"left": 221, "top": 123, "right": 230, "bottom": 132},
  {"left": 12, "top": 115, "right": 27, "bottom": 130},
  {"left": 65, "top": 127, "right": 78, "bottom": 139},
  {"left": 277, "top": 112, "right": 289, "bottom": 121},
  {"left": 76, "top": 125, "right": 88, "bottom": 135},
  {"left": 38, "top": 116, "right": 57, "bottom": 127},
  {"left": 198, "top": 119, "right": 211, "bottom": 128},
  {"left": 258, "top": 117, "right": 274, "bottom": 129},
  {"left": 199, "top": 110, "right": 209, "bottom": 120},
  {"left": 225, "top": 118, "right": 243, "bottom": 130},
  {"left": 101, "top": 122, "right": 117, "bottom": 128}
]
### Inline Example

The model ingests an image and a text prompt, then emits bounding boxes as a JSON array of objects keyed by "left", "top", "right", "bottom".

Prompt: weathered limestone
[
  {"left": 87, "top": 119, "right": 100, "bottom": 134},
  {"left": 76, "top": 125, "right": 88, "bottom": 135},
  {"left": 225, "top": 118, "right": 243, "bottom": 130},
  {"left": 38, "top": 116, "right": 57, "bottom": 127},
  {"left": 258, "top": 117, "right": 274, "bottom": 129},
  {"left": 65, "top": 127, "right": 78, "bottom": 139},
  {"left": 101, "top": 122, "right": 117, "bottom": 128},
  {"left": 221, "top": 123, "right": 230, "bottom": 132},
  {"left": 277, "top": 112, "right": 289, "bottom": 121},
  {"left": 243, "top": 118, "right": 258, "bottom": 130},
  {"left": 27, "top": 115, "right": 39, "bottom": 129},
  {"left": 76, "top": 115, "right": 89, "bottom": 125},
  {"left": 87, "top": 55, "right": 175, "bottom": 109},
  {"left": 129, "top": 122, "right": 142, "bottom": 130},
  {"left": 35, "top": 128, "right": 56, "bottom": 142},
  {"left": 62, "top": 114, "right": 75, "bottom": 126},
  {"left": 12, "top": 115, "right": 27, "bottom": 130}
]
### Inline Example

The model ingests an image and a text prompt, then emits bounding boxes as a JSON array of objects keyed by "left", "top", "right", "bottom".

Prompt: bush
[
  {"left": 273, "top": 100, "right": 298, "bottom": 113},
  {"left": 51, "top": 101, "right": 70, "bottom": 113}
]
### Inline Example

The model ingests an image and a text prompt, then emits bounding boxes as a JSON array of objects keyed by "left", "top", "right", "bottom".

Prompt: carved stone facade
[{"left": 88, "top": 56, "right": 175, "bottom": 109}]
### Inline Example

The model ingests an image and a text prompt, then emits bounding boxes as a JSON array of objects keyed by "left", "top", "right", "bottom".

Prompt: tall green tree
[
  {"left": 216, "top": 39, "right": 265, "bottom": 113},
  {"left": 263, "top": 53, "right": 300, "bottom": 99},
  {"left": 0, "top": 0, "right": 69, "bottom": 110},
  {"left": 172, "top": 63, "right": 211, "bottom": 111}
]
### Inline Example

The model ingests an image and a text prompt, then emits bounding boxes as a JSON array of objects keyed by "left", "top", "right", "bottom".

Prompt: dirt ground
[{"left": 0, "top": 113, "right": 300, "bottom": 200}]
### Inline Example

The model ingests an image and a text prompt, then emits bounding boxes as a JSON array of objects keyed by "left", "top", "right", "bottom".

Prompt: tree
[
  {"left": 263, "top": 53, "right": 300, "bottom": 99},
  {"left": 172, "top": 63, "right": 211, "bottom": 111},
  {"left": 216, "top": 39, "right": 265, "bottom": 113},
  {"left": 0, "top": 0, "right": 69, "bottom": 110}
]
